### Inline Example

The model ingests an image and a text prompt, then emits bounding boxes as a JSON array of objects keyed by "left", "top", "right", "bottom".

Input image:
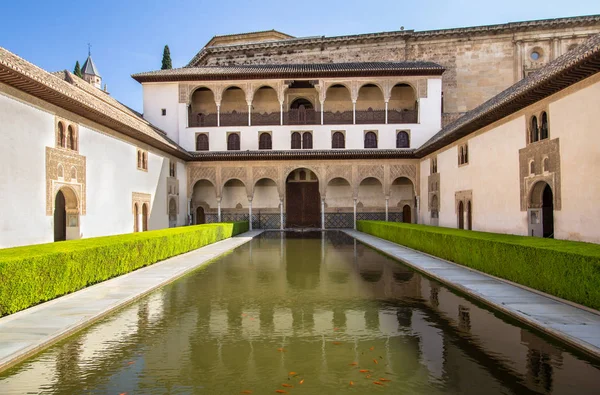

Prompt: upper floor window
[
  {"left": 458, "top": 143, "right": 469, "bottom": 166},
  {"left": 57, "top": 122, "right": 65, "bottom": 148},
  {"left": 332, "top": 131, "right": 345, "bottom": 149},
  {"left": 56, "top": 120, "right": 78, "bottom": 151},
  {"left": 530, "top": 115, "right": 539, "bottom": 143},
  {"left": 196, "top": 133, "right": 209, "bottom": 151},
  {"left": 291, "top": 131, "right": 312, "bottom": 149},
  {"left": 227, "top": 133, "right": 240, "bottom": 151},
  {"left": 169, "top": 161, "right": 176, "bottom": 177},
  {"left": 540, "top": 112, "right": 549, "bottom": 140},
  {"left": 137, "top": 149, "right": 148, "bottom": 171},
  {"left": 396, "top": 131, "right": 410, "bottom": 148},
  {"left": 259, "top": 132, "right": 272, "bottom": 150},
  {"left": 161, "top": 109, "right": 167, "bottom": 116},
  {"left": 364, "top": 131, "right": 378, "bottom": 148},
  {"left": 529, "top": 111, "right": 549, "bottom": 144},
  {"left": 430, "top": 157, "right": 438, "bottom": 174}
]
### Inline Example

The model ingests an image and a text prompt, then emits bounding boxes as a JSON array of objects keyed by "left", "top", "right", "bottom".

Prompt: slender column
[
  {"left": 353, "top": 198, "right": 357, "bottom": 230},
  {"left": 280, "top": 198, "right": 284, "bottom": 230},
  {"left": 321, "top": 199, "right": 325, "bottom": 230},
  {"left": 415, "top": 196, "right": 420, "bottom": 224},
  {"left": 248, "top": 104, "right": 252, "bottom": 126},
  {"left": 352, "top": 101, "right": 356, "bottom": 125},
  {"left": 280, "top": 102, "right": 284, "bottom": 126},
  {"left": 385, "top": 197, "right": 389, "bottom": 221},
  {"left": 188, "top": 198, "right": 192, "bottom": 225},
  {"left": 248, "top": 198, "right": 253, "bottom": 230},
  {"left": 320, "top": 100, "right": 324, "bottom": 125},
  {"left": 217, "top": 105, "right": 221, "bottom": 127},
  {"left": 217, "top": 198, "right": 222, "bottom": 222},
  {"left": 385, "top": 101, "right": 389, "bottom": 124}
]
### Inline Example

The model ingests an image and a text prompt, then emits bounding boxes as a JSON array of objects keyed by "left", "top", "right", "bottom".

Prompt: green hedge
[
  {"left": 0, "top": 222, "right": 248, "bottom": 316},
  {"left": 357, "top": 221, "right": 600, "bottom": 310}
]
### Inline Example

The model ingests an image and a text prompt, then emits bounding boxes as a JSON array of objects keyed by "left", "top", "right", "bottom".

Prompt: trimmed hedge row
[
  {"left": 357, "top": 221, "right": 600, "bottom": 310},
  {"left": 0, "top": 222, "right": 248, "bottom": 316}
]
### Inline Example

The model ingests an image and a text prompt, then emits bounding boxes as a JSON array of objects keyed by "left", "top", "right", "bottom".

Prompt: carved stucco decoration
[
  {"left": 358, "top": 165, "right": 384, "bottom": 184},
  {"left": 325, "top": 165, "right": 352, "bottom": 185},
  {"left": 252, "top": 166, "right": 281, "bottom": 196},
  {"left": 454, "top": 190, "right": 473, "bottom": 214},
  {"left": 46, "top": 147, "right": 86, "bottom": 215},
  {"left": 519, "top": 138, "right": 561, "bottom": 211},
  {"left": 427, "top": 173, "right": 440, "bottom": 212},
  {"left": 188, "top": 166, "right": 217, "bottom": 197},
  {"left": 221, "top": 166, "right": 250, "bottom": 196},
  {"left": 132, "top": 192, "right": 151, "bottom": 212},
  {"left": 389, "top": 164, "right": 416, "bottom": 185}
]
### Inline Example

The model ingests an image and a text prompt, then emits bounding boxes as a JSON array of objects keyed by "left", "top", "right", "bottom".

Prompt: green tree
[
  {"left": 161, "top": 45, "right": 172, "bottom": 70},
  {"left": 73, "top": 61, "right": 82, "bottom": 78}
]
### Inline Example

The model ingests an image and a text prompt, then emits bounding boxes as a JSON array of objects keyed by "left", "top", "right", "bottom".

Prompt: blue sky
[{"left": 1, "top": 0, "right": 598, "bottom": 112}]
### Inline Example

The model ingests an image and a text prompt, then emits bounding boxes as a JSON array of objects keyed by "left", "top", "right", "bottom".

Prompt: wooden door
[
  {"left": 286, "top": 182, "right": 320, "bottom": 227},
  {"left": 402, "top": 205, "right": 411, "bottom": 223}
]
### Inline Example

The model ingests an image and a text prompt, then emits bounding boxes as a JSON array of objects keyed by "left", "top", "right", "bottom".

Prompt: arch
[
  {"left": 364, "top": 131, "right": 377, "bottom": 148},
  {"left": 431, "top": 194, "right": 439, "bottom": 219},
  {"left": 302, "top": 132, "right": 313, "bottom": 149},
  {"left": 467, "top": 200, "right": 472, "bottom": 230},
  {"left": 283, "top": 165, "right": 321, "bottom": 185},
  {"left": 137, "top": 151, "right": 142, "bottom": 168},
  {"left": 67, "top": 125, "right": 75, "bottom": 150},
  {"left": 402, "top": 205, "right": 412, "bottom": 223},
  {"left": 540, "top": 111, "right": 549, "bottom": 140},
  {"left": 196, "top": 206, "right": 206, "bottom": 224},
  {"left": 191, "top": 179, "right": 217, "bottom": 216},
  {"left": 251, "top": 85, "right": 279, "bottom": 116},
  {"left": 388, "top": 83, "right": 418, "bottom": 123},
  {"left": 259, "top": 132, "right": 272, "bottom": 150},
  {"left": 291, "top": 132, "right": 301, "bottom": 149},
  {"left": 70, "top": 166, "right": 77, "bottom": 181},
  {"left": 458, "top": 201, "right": 465, "bottom": 229},
  {"left": 286, "top": 167, "right": 320, "bottom": 228},
  {"left": 133, "top": 203, "right": 139, "bottom": 232},
  {"left": 324, "top": 84, "right": 352, "bottom": 110},
  {"left": 530, "top": 160, "right": 535, "bottom": 175},
  {"left": 196, "top": 134, "right": 209, "bottom": 151},
  {"left": 356, "top": 84, "right": 385, "bottom": 123},
  {"left": 168, "top": 197, "right": 177, "bottom": 225},
  {"left": 529, "top": 181, "right": 554, "bottom": 238},
  {"left": 289, "top": 97, "right": 314, "bottom": 110},
  {"left": 227, "top": 133, "right": 240, "bottom": 150},
  {"left": 57, "top": 122, "right": 65, "bottom": 147},
  {"left": 530, "top": 116, "right": 539, "bottom": 143},
  {"left": 396, "top": 131, "right": 410, "bottom": 148},
  {"left": 357, "top": 177, "right": 385, "bottom": 210},
  {"left": 390, "top": 176, "right": 415, "bottom": 212},
  {"left": 358, "top": 81, "right": 386, "bottom": 96},
  {"left": 222, "top": 178, "right": 248, "bottom": 210},
  {"left": 253, "top": 178, "right": 280, "bottom": 210},
  {"left": 54, "top": 186, "right": 79, "bottom": 242},
  {"left": 57, "top": 164, "right": 64, "bottom": 179},
  {"left": 332, "top": 131, "right": 345, "bottom": 149},
  {"left": 142, "top": 203, "right": 149, "bottom": 231},
  {"left": 543, "top": 157, "right": 550, "bottom": 172},
  {"left": 459, "top": 146, "right": 464, "bottom": 165},
  {"left": 190, "top": 87, "right": 217, "bottom": 127}
]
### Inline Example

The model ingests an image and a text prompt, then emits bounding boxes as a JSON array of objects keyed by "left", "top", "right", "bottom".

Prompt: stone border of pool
[
  {"left": 0, "top": 230, "right": 263, "bottom": 373},
  {"left": 343, "top": 230, "right": 600, "bottom": 359}
]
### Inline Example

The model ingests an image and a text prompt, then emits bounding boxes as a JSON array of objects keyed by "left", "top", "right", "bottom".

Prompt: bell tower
[{"left": 81, "top": 44, "right": 101, "bottom": 89}]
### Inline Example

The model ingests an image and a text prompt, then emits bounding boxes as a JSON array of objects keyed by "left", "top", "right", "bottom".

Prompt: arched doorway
[
  {"left": 286, "top": 168, "right": 320, "bottom": 228},
  {"left": 196, "top": 206, "right": 205, "bottom": 224},
  {"left": 168, "top": 198, "right": 177, "bottom": 228},
  {"left": 458, "top": 201, "right": 464, "bottom": 229},
  {"left": 54, "top": 191, "right": 66, "bottom": 241},
  {"left": 528, "top": 182, "right": 554, "bottom": 238},
  {"left": 289, "top": 98, "right": 314, "bottom": 125},
  {"left": 142, "top": 203, "right": 149, "bottom": 231},
  {"left": 402, "top": 205, "right": 411, "bottom": 223}
]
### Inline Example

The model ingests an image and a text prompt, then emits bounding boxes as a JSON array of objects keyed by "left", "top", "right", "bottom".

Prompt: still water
[{"left": 1, "top": 231, "right": 599, "bottom": 394}]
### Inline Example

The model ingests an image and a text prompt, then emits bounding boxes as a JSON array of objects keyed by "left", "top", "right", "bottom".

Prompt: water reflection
[{"left": 1, "top": 231, "right": 599, "bottom": 395}]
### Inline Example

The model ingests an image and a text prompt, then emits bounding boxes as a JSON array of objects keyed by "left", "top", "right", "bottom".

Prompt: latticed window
[
  {"left": 364, "top": 132, "right": 377, "bottom": 148},
  {"left": 227, "top": 133, "right": 240, "bottom": 151},
  {"left": 530, "top": 116, "right": 539, "bottom": 143},
  {"left": 291, "top": 132, "right": 301, "bottom": 149},
  {"left": 332, "top": 132, "right": 345, "bottom": 149},
  {"left": 396, "top": 131, "right": 409, "bottom": 148},
  {"left": 57, "top": 122, "right": 65, "bottom": 147},
  {"left": 196, "top": 134, "right": 209, "bottom": 151},
  {"left": 259, "top": 133, "right": 272, "bottom": 150},
  {"left": 302, "top": 132, "right": 313, "bottom": 149},
  {"left": 540, "top": 112, "right": 549, "bottom": 140}
]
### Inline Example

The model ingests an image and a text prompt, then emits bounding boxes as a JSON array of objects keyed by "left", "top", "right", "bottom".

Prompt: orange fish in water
[
  {"left": 277, "top": 348, "right": 285, "bottom": 352},
  {"left": 282, "top": 384, "right": 293, "bottom": 388},
  {"left": 369, "top": 346, "right": 374, "bottom": 351},
  {"left": 349, "top": 362, "right": 358, "bottom": 366},
  {"left": 288, "top": 371, "right": 297, "bottom": 375},
  {"left": 240, "top": 391, "right": 253, "bottom": 394},
  {"left": 299, "top": 379, "right": 304, "bottom": 385},
  {"left": 373, "top": 359, "right": 378, "bottom": 364},
  {"left": 334, "top": 327, "right": 340, "bottom": 331},
  {"left": 332, "top": 341, "right": 342, "bottom": 345},
  {"left": 250, "top": 317, "right": 255, "bottom": 321},
  {"left": 275, "top": 391, "right": 288, "bottom": 394},
  {"left": 241, "top": 313, "right": 247, "bottom": 317},
  {"left": 349, "top": 381, "right": 354, "bottom": 386},
  {"left": 359, "top": 369, "right": 370, "bottom": 373},
  {"left": 379, "top": 378, "right": 391, "bottom": 382},
  {"left": 373, "top": 381, "right": 384, "bottom": 386},
  {"left": 119, "top": 393, "right": 127, "bottom": 395},
  {"left": 127, "top": 361, "right": 135, "bottom": 365},
  {"left": 365, "top": 374, "right": 372, "bottom": 379}
]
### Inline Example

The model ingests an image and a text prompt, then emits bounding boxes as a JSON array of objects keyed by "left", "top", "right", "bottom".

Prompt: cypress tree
[
  {"left": 161, "top": 45, "right": 172, "bottom": 70},
  {"left": 73, "top": 61, "right": 82, "bottom": 78}
]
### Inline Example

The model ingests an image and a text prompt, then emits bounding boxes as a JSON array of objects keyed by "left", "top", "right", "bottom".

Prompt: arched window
[
  {"left": 464, "top": 145, "right": 468, "bottom": 164},
  {"left": 57, "top": 164, "right": 64, "bottom": 178},
  {"left": 302, "top": 132, "right": 313, "bottom": 149},
  {"left": 137, "top": 151, "right": 142, "bottom": 169},
  {"left": 540, "top": 112, "right": 549, "bottom": 140},
  {"left": 291, "top": 132, "right": 301, "bottom": 149},
  {"left": 459, "top": 146, "right": 464, "bottom": 165},
  {"left": 396, "top": 131, "right": 409, "bottom": 148},
  {"left": 67, "top": 125, "right": 75, "bottom": 150},
  {"left": 57, "top": 122, "right": 65, "bottom": 147},
  {"left": 227, "top": 133, "right": 240, "bottom": 150},
  {"left": 133, "top": 203, "right": 139, "bottom": 232},
  {"left": 259, "top": 133, "right": 272, "bottom": 150},
  {"left": 458, "top": 201, "right": 465, "bottom": 229},
  {"left": 196, "top": 134, "right": 209, "bottom": 151},
  {"left": 332, "top": 132, "right": 345, "bottom": 149},
  {"left": 142, "top": 152, "right": 147, "bottom": 170},
  {"left": 530, "top": 161, "right": 535, "bottom": 175},
  {"left": 142, "top": 203, "right": 148, "bottom": 231},
  {"left": 530, "top": 116, "right": 539, "bottom": 143},
  {"left": 364, "top": 132, "right": 377, "bottom": 148},
  {"left": 543, "top": 158, "right": 550, "bottom": 172},
  {"left": 70, "top": 167, "right": 77, "bottom": 180}
]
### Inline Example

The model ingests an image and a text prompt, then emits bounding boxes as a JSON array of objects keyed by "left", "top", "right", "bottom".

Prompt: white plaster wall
[
  {"left": 547, "top": 80, "right": 600, "bottom": 243},
  {"left": 0, "top": 93, "right": 54, "bottom": 248},
  {"left": 142, "top": 83, "right": 180, "bottom": 142},
  {"left": 0, "top": 91, "right": 188, "bottom": 248}
]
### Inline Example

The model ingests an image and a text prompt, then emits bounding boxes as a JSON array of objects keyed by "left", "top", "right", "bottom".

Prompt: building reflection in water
[{"left": 1, "top": 231, "right": 600, "bottom": 395}]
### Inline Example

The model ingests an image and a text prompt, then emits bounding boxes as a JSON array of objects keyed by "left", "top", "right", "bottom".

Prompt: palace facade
[{"left": 1, "top": 15, "right": 600, "bottom": 248}]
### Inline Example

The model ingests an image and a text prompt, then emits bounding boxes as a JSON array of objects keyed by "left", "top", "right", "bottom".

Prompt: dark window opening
[
  {"left": 227, "top": 133, "right": 240, "bottom": 151},
  {"left": 364, "top": 132, "right": 377, "bottom": 148}
]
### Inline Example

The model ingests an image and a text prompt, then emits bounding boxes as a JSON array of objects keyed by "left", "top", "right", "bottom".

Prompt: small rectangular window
[{"left": 161, "top": 109, "right": 167, "bottom": 116}]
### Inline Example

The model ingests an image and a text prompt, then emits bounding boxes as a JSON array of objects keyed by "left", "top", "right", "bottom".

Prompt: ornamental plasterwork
[
  {"left": 454, "top": 190, "right": 473, "bottom": 213},
  {"left": 389, "top": 164, "right": 416, "bottom": 185},
  {"left": 188, "top": 166, "right": 217, "bottom": 196},
  {"left": 325, "top": 165, "right": 352, "bottom": 184},
  {"left": 358, "top": 165, "right": 384, "bottom": 184},
  {"left": 46, "top": 147, "right": 86, "bottom": 215},
  {"left": 132, "top": 192, "right": 151, "bottom": 212}
]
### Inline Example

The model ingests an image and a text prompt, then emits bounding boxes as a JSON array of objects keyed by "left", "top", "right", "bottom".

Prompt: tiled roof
[
  {"left": 191, "top": 149, "right": 416, "bottom": 161},
  {"left": 0, "top": 47, "right": 190, "bottom": 160},
  {"left": 188, "top": 15, "right": 600, "bottom": 66},
  {"left": 132, "top": 61, "right": 445, "bottom": 82},
  {"left": 416, "top": 33, "right": 600, "bottom": 156},
  {"left": 81, "top": 55, "right": 100, "bottom": 77}
]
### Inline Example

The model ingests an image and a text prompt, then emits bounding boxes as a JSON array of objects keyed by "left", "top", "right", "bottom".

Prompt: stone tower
[{"left": 81, "top": 49, "right": 101, "bottom": 89}]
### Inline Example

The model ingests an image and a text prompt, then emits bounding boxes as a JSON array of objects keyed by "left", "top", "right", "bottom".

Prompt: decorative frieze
[{"left": 45, "top": 147, "right": 86, "bottom": 215}]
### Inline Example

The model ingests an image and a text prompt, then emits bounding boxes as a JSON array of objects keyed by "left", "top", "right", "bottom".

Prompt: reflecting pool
[{"left": 1, "top": 231, "right": 599, "bottom": 394}]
